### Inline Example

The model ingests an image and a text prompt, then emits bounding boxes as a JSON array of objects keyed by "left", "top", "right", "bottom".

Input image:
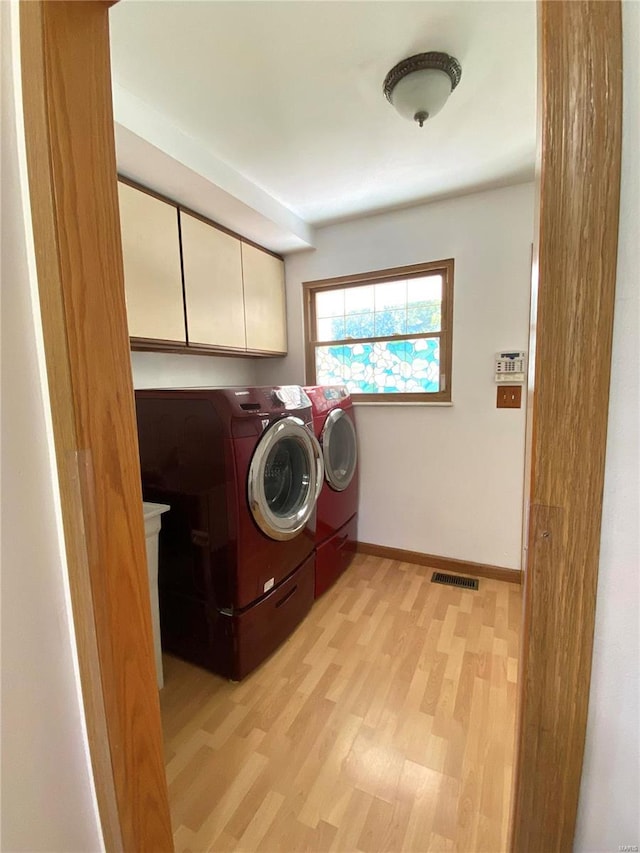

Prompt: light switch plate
[{"left": 497, "top": 385, "right": 522, "bottom": 409}]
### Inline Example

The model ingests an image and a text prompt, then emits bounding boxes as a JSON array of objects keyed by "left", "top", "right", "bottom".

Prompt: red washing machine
[
  {"left": 135, "top": 386, "right": 323, "bottom": 680},
  {"left": 304, "top": 386, "right": 359, "bottom": 598}
]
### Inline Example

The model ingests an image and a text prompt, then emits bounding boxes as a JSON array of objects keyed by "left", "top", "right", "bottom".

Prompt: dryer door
[
  {"left": 248, "top": 416, "right": 323, "bottom": 541},
  {"left": 321, "top": 408, "right": 357, "bottom": 492}
]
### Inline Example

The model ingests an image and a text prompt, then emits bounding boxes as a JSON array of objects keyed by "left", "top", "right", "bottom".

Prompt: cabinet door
[
  {"left": 117, "top": 181, "right": 186, "bottom": 343},
  {"left": 242, "top": 243, "right": 287, "bottom": 353},
  {"left": 180, "top": 213, "right": 245, "bottom": 349}
]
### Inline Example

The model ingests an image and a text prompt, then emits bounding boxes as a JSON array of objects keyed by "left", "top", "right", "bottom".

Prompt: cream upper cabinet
[
  {"left": 241, "top": 243, "right": 287, "bottom": 353},
  {"left": 118, "top": 181, "right": 186, "bottom": 343},
  {"left": 180, "top": 213, "right": 246, "bottom": 349}
]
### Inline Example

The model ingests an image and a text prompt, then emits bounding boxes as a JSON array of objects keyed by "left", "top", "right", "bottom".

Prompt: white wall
[
  {"left": 259, "top": 182, "right": 534, "bottom": 569},
  {"left": 0, "top": 3, "right": 103, "bottom": 849},
  {"left": 131, "top": 350, "right": 258, "bottom": 389},
  {"left": 575, "top": 3, "right": 640, "bottom": 849}
]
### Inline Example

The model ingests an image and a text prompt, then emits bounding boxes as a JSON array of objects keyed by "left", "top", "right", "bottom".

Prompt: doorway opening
[{"left": 18, "top": 1, "right": 621, "bottom": 850}]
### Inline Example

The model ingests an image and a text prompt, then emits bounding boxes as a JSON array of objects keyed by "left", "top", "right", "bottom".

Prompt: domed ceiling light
[{"left": 383, "top": 52, "right": 462, "bottom": 127}]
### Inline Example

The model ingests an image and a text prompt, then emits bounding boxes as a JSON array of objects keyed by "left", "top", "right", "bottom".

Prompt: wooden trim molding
[
  {"left": 356, "top": 542, "right": 522, "bottom": 585},
  {"left": 130, "top": 337, "right": 286, "bottom": 359},
  {"left": 509, "top": 3, "right": 623, "bottom": 850},
  {"left": 19, "top": 9, "right": 122, "bottom": 846},
  {"left": 302, "top": 259, "right": 454, "bottom": 290},
  {"left": 20, "top": 3, "right": 173, "bottom": 851}
]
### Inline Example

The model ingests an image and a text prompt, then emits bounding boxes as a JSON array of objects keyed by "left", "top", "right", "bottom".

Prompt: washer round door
[
  {"left": 322, "top": 408, "right": 358, "bottom": 491},
  {"left": 248, "top": 416, "right": 323, "bottom": 541}
]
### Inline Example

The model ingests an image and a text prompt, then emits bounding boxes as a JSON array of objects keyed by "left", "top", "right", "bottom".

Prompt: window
[{"left": 303, "top": 259, "right": 453, "bottom": 402}]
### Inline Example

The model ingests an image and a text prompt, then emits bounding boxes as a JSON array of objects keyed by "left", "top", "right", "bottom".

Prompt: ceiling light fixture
[{"left": 383, "top": 52, "right": 462, "bottom": 128}]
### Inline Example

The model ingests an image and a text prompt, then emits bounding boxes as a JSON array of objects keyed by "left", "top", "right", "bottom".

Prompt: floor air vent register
[{"left": 431, "top": 572, "right": 479, "bottom": 590}]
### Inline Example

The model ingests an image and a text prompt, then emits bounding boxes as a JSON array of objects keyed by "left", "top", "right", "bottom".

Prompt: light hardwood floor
[{"left": 160, "top": 554, "right": 522, "bottom": 852}]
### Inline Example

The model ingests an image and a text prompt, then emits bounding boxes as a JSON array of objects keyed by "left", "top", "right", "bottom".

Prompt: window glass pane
[
  {"left": 315, "top": 288, "right": 345, "bottom": 318},
  {"left": 407, "top": 304, "right": 441, "bottom": 334},
  {"left": 406, "top": 275, "right": 442, "bottom": 333},
  {"left": 407, "top": 275, "right": 442, "bottom": 305},
  {"left": 344, "top": 312, "right": 375, "bottom": 339},
  {"left": 316, "top": 343, "right": 375, "bottom": 392},
  {"left": 374, "top": 308, "right": 406, "bottom": 337},
  {"left": 374, "top": 280, "right": 407, "bottom": 310},
  {"left": 345, "top": 285, "right": 374, "bottom": 315},
  {"left": 410, "top": 338, "right": 441, "bottom": 390},
  {"left": 316, "top": 316, "right": 345, "bottom": 342},
  {"left": 314, "top": 275, "right": 443, "bottom": 341},
  {"left": 315, "top": 337, "right": 440, "bottom": 394}
]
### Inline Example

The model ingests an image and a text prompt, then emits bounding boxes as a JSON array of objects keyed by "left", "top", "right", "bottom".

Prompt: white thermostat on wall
[{"left": 495, "top": 351, "right": 527, "bottom": 383}]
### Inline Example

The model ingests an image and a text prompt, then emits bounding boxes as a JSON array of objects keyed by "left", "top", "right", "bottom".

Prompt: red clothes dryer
[
  {"left": 135, "top": 386, "right": 323, "bottom": 680},
  {"left": 304, "top": 385, "right": 359, "bottom": 598}
]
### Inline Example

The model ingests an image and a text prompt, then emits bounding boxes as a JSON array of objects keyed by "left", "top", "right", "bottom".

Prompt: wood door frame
[
  {"left": 18, "top": 3, "right": 173, "bottom": 851},
  {"left": 509, "top": 3, "right": 622, "bottom": 848},
  {"left": 18, "top": 1, "right": 622, "bottom": 851}
]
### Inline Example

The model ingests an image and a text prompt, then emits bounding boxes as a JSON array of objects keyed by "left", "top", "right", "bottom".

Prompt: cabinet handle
[{"left": 275, "top": 585, "right": 297, "bottom": 608}]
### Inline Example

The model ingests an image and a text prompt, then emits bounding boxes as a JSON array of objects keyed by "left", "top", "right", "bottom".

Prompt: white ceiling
[{"left": 109, "top": 1, "right": 536, "bottom": 251}]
